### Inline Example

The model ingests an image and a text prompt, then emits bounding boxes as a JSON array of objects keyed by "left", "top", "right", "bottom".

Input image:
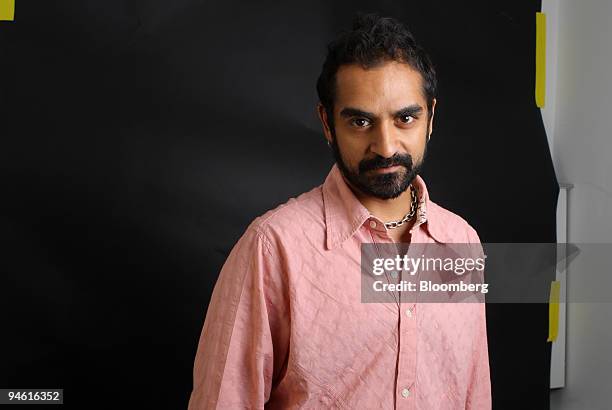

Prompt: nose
[{"left": 370, "top": 121, "right": 399, "bottom": 158}]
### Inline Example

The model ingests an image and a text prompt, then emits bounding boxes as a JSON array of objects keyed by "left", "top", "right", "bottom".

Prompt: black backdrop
[{"left": 0, "top": 1, "right": 558, "bottom": 409}]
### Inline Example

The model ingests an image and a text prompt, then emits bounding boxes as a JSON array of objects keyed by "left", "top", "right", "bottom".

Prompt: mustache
[{"left": 359, "top": 154, "right": 413, "bottom": 173}]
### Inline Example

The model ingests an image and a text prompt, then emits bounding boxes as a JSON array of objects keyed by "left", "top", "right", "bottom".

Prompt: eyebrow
[{"left": 339, "top": 104, "right": 424, "bottom": 120}]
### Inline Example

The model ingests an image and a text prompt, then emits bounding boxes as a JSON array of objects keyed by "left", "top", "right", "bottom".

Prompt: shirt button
[
  {"left": 369, "top": 220, "right": 377, "bottom": 229},
  {"left": 405, "top": 308, "right": 413, "bottom": 318},
  {"left": 401, "top": 388, "right": 410, "bottom": 398},
  {"left": 390, "top": 271, "right": 398, "bottom": 278}
]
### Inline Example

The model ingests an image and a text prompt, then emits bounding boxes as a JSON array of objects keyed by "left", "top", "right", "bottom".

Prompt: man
[{"left": 188, "top": 13, "right": 491, "bottom": 409}]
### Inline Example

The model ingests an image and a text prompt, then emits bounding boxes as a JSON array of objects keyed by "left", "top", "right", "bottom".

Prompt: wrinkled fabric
[{"left": 188, "top": 164, "right": 491, "bottom": 409}]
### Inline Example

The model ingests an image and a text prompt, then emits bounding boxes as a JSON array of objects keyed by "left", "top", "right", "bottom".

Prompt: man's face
[{"left": 319, "top": 61, "right": 436, "bottom": 200}]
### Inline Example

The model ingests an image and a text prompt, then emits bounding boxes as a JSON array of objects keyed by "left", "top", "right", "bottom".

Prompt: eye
[
  {"left": 351, "top": 118, "right": 371, "bottom": 128},
  {"left": 398, "top": 115, "right": 415, "bottom": 124}
]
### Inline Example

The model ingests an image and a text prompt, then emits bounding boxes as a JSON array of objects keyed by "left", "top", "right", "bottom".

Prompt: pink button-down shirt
[{"left": 188, "top": 164, "right": 491, "bottom": 409}]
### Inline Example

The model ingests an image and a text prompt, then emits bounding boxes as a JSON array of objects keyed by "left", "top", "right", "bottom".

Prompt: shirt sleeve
[
  {"left": 187, "top": 226, "right": 289, "bottom": 410},
  {"left": 465, "top": 301, "right": 492, "bottom": 409},
  {"left": 465, "top": 226, "right": 492, "bottom": 409}
]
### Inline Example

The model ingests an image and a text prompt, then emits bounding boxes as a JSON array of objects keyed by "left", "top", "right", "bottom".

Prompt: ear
[
  {"left": 428, "top": 98, "right": 437, "bottom": 140},
  {"left": 317, "top": 103, "right": 334, "bottom": 144}
]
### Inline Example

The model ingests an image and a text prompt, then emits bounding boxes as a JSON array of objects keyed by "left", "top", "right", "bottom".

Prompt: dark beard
[{"left": 329, "top": 131, "right": 427, "bottom": 200}]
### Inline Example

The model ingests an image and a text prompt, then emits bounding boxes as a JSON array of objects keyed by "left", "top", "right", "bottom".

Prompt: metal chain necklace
[{"left": 384, "top": 185, "right": 418, "bottom": 229}]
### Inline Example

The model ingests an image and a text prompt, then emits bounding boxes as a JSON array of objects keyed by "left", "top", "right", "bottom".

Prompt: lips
[{"left": 372, "top": 164, "right": 402, "bottom": 173}]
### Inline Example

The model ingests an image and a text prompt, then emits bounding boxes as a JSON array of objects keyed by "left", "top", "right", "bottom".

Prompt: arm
[
  {"left": 465, "top": 301, "right": 492, "bottom": 409},
  {"left": 188, "top": 227, "right": 289, "bottom": 409},
  {"left": 465, "top": 227, "right": 492, "bottom": 409}
]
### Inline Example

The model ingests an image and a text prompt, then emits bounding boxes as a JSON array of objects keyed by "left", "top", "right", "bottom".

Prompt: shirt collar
[{"left": 322, "top": 163, "right": 449, "bottom": 249}]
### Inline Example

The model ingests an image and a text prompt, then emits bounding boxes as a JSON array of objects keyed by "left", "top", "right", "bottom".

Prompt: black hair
[{"left": 316, "top": 13, "right": 437, "bottom": 131}]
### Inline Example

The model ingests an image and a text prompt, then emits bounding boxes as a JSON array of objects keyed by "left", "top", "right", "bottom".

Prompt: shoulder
[
  {"left": 426, "top": 200, "right": 481, "bottom": 244},
  {"left": 245, "top": 185, "right": 325, "bottom": 244},
  {"left": 218, "top": 187, "right": 324, "bottom": 274}
]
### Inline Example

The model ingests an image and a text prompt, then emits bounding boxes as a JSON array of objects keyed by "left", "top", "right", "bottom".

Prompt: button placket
[
  {"left": 396, "top": 301, "right": 418, "bottom": 409},
  {"left": 367, "top": 219, "right": 401, "bottom": 307}
]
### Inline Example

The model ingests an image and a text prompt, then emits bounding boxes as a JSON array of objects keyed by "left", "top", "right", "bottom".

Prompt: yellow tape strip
[
  {"left": 0, "top": 0, "right": 15, "bottom": 21},
  {"left": 535, "top": 12, "right": 547, "bottom": 107},
  {"left": 547, "top": 280, "right": 561, "bottom": 342}
]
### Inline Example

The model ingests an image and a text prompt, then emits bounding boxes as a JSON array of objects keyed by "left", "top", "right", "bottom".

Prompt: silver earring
[{"left": 327, "top": 140, "right": 331, "bottom": 147}]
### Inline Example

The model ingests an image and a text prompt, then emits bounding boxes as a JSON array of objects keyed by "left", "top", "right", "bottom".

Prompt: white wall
[{"left": 549, "top": 0, "right": 612, "bottom": 409}]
